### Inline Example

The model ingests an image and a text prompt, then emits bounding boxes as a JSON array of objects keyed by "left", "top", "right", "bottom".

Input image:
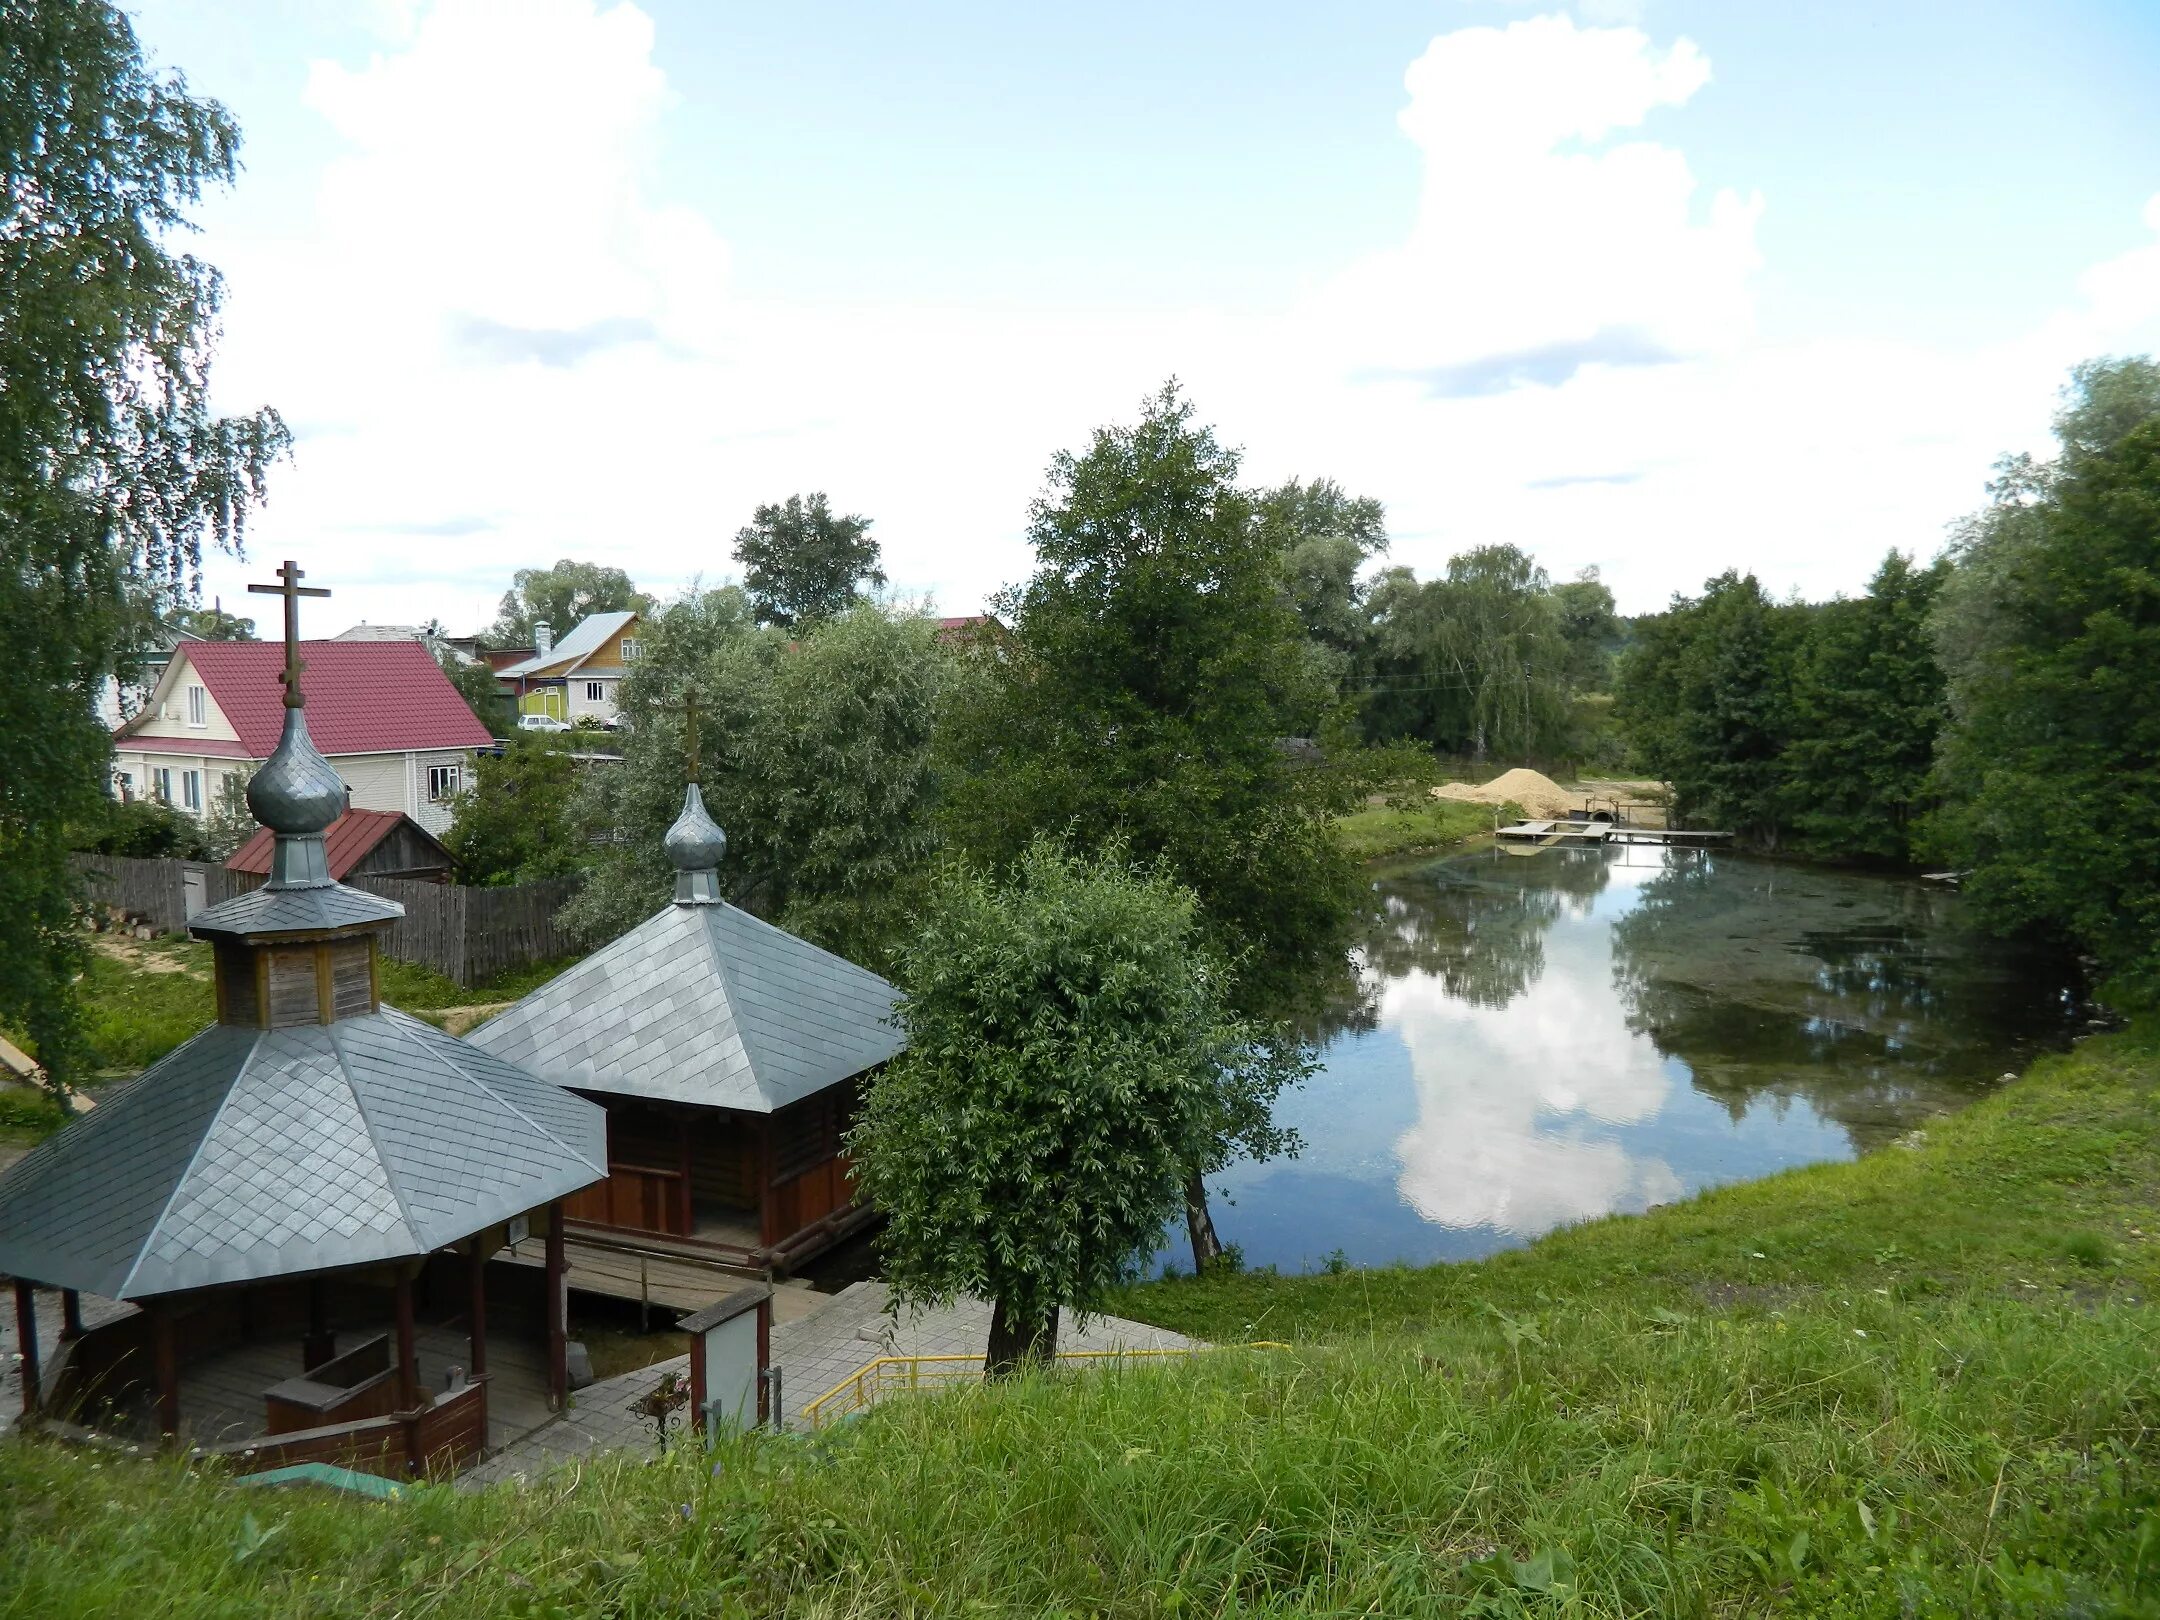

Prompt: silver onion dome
[
  {"left": 248, "top": 708, "right": 348, "bottom": 888},
  {"left": 666, "top": 783, "right": 726, "bottom": 905}
]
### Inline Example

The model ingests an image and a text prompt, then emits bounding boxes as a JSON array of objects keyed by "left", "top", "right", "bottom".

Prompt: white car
[{"left": 517, "top": 713, "right": 572, "bottom": 733}]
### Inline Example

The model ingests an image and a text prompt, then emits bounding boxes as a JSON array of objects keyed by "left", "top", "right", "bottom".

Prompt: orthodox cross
[
  {"left": 657, "top": 692, "right": 702, "bottom": 781},
  {"left": 247, "top": 560, "right": 331, "bottom": 709}
]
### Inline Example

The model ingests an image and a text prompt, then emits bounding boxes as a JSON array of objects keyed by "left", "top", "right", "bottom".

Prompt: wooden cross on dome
[
  {"left": 247, "top": 560, "right": 330, "bottom": 709},
  {"left": 657, "top": 691, "right": 702, "bottom": 782}
]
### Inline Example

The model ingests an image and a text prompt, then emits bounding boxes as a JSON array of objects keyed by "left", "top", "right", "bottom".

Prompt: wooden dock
[{"left": 1495, "top": 820, "right": 1732, "bottom": 849}]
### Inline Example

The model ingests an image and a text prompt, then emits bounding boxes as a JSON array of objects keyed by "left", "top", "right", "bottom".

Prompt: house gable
[{"left": 118, "top": 648, "right": 241, "bottom": 745}]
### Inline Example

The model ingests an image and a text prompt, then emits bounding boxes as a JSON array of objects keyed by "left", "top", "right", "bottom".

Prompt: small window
[
  {"left": 186, "top": 684, "right": 207, "bottom": 727},
  {"left": 152, "top": 767, "right": 173, "bottom": 803},
  {"left": 586, "top": 681, "right": 606, "bottom": 703},
  {"left": 182, "top": 770, "right": 201, "bottom": 811},
  {"left": 427, "top": 763, "right": 463, "bottom": 803},
  {"left": 620, "top": 637, "right": 640, "bottom": 661}
]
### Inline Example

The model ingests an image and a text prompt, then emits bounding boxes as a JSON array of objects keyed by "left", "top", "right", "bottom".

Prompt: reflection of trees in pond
[
  {"left": 1609, "top": 853, "right": 2086, "bottom": 1146},
  {"left": 1310, "top": 849, "right": 1615, "bottom": 1042}
]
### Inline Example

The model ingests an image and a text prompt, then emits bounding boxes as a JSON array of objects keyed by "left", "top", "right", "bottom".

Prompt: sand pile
[{"left": 1431, "top": 767, "right": 1578, "bottom": 819}]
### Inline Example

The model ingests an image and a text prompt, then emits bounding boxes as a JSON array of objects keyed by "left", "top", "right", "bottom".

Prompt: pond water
[{"left": 1195, "top": 844, "right": 2089, "bottom": 1275}]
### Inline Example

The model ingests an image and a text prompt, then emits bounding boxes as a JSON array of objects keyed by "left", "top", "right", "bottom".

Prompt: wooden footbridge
[{"left": 1494, "top": 819, "right": 1731, "bottom": 850}]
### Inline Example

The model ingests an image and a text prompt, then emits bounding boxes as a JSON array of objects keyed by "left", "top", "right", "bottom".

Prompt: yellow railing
[{"left": 799, "top": 1342, "right": 1291, "bottom": 1430}]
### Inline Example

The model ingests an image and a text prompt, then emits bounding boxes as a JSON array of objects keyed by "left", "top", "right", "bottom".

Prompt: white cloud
[{"left": 193, "top": 3, "right": 2160, "bottom": 634}]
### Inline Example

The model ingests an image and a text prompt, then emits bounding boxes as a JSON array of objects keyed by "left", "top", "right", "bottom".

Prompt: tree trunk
[
  {"left": 1184, "top": 1170, "right": 1224, "bottom": 1274},
  {"left": 984, "top": 1298, "right": 1057, "bottom": 1379}
]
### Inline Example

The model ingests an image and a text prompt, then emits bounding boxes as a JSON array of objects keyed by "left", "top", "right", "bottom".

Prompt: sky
[{"left": 131, "top": 0, "right": 2160, "bottom": 635}]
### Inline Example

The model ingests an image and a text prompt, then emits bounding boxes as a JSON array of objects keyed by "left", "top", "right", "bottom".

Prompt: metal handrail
[{"left": 798, "top": 1342, "right": 1293, "bottom": 1429}]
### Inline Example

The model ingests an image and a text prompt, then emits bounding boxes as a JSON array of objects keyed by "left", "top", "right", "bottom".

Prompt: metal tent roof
[
  {"left": 466, "top": 900, "right": 904, "bottom": 1114},
  {"left": 494, "top": 612, "right": 637, "bottom": 680},
  {"left": 0, "top": 1009, "right": 606, "bottom": 1300}
]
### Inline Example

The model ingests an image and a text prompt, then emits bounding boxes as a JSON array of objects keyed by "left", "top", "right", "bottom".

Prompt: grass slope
[
  {"left": 1335, "top": 796, "right": 1502, "bottom": 861},
  {"left": 5, "top": 1027, "right": 2157, "bottom": 1615}
]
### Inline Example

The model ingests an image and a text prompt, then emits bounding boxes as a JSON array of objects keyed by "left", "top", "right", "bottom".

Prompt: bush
[{"left": 73, "top": 797, "right": 209, "bottom": 860}]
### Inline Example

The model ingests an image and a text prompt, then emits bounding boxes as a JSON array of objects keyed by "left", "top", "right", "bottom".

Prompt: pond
[{"left": 1196, "top": 843, "right": 2089, "bottom": 1275}]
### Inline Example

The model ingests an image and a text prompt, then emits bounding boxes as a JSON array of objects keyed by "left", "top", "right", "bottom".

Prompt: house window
[
  {"left": 152, "top": 767, "right": 173, "bottom": 803},
  {"left": 182, "top": 770, "right": 201, "bottom": 811},
  {"left": 586, "top": 681, "right": 606, "bottom": 703},
  {"left": 427, "top": 763, "right": 463, "bottom": 803},
  {"left": 620, "top": 637, "right": 640, "bottom": 661},
  {"left": 186, "top": 684, "right": 207, "bottom": 727}
]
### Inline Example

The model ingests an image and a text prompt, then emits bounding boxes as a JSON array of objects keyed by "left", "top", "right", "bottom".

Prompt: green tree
[
  {"left": 0, "top": 2, "right": 286, "bottom": 1093},
  {"left": 488, "top": 559, "right": 651, "bottom": 646},
  {"left": 731, "top": 492, "right": 885, "bottom": 628},
  {"left": 1617, "top": 573, "right": 1802, "bottom": 843},
  {"left": 1552, "top": 568, "right": 1621, "bottom": 692},
  {"left": 559, "top": 594, "right": 948, "bottom": 967},
  {"left": 443, "top": 734, "right": 587, "bottom": 886},
  {"left": 1781, "top": 552, "right": 1948, "bottom": 863},
  {"left": 437, "top": 649, "right": 511, "bottom": 734},
  {"left": 171, "top": 603, "right": 256, "bottom": 640},
  {"left": 942, "top": 382, "right": 1366, "bottom": 1016},
  {"left": 1253, "top": 477, "right": 1388, "bottom": 693},
  {"left": 196, "top": 772, "right": 256, "bottom": 862},
  {"left": 850, "top": 843, "right": 1308, "bottom": 1371},
  {"left": 1927, "top": 357, "right": 2160, "bottom": 989}
]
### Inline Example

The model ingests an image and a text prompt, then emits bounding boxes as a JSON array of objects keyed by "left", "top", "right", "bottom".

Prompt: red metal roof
[
  {"left": 149, "top": 640, "right": 493, "bottom": 758},
  {"left": 225, "top": 807, "right": 450, "bottom": 879}
]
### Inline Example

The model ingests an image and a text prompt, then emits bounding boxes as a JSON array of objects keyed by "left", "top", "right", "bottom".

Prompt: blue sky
[{"left": 134, "top": 0, "right": 2160, "bottom": 631}]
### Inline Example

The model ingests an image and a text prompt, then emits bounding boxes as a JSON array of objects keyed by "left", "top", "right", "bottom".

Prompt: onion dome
[
  {"left": 245, "top": 707, "right": 351, "bottom": 889},
  {"left": 666, "top": 783, "right": 727, "bottom": 905}
]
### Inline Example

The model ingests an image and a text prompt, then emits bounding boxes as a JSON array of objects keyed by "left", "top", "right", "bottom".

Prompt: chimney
[{"left": 535, "top": 621, "right": 553, "bottom": 656}]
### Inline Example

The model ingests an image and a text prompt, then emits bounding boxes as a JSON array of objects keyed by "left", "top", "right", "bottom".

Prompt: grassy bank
[
  {"left": 5, "top": 1025, "right": 2156, "bottom": 1615},
  {"left": 1334, "top": 795, "right": 1503, "bottom": 861}
]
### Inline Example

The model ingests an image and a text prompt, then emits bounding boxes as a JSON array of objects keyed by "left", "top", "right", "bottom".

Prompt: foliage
[
  {"left": 1552, "top": 566, "right": 1622, "bottom": 691},
  {"left": 0, "top": 0, "right": 286, "bottom": 1092},
  {"left": 442, "top": 734, "right": 586, "bottom": 886},
  {"left": 374, "top": 952, "right": 588, "bottom": 1014},
  {"left": 169, "top": 603, "right": 256, "bottom": 640},
  {"left": 1782, "top": 552, "right": 1949, "bottom": 863},
  {"left": 560, "top": 594, "right": 948, "bottom": 968},
  {"left": 851, "top": 842, "right": 1309, "bottom": 1368},
  {"left": 195, "top": 772, "right": 256, "bottom": 862},
  {"left": 731, "top": 491, "right": 885, "bottom": 628},
  {"left": 942, "top": 382, "right": 1369, "bottom": 1015},
  {"left": 1362, "top": 546, "right": 1573, "bottom": 762},
  {"left": 0, "top": 1084, "right": 69, "bottom": 1144},
  {"left": 6, "top": 1024, "right": 2158, "bottom": 1614},
  {"left": 72, "top": 797, "right": 210, "bottom": 861},
  {"left": 1254, "top": 475, "right": 1388, "bottom": 691},
  {"left": 486, "top": 558, "right": 650, "bottom": 647},
  {"left": 1927, "top": 357, "right": 2160, "bottom": 990},
  {"left": 1333, "top": 795, "right": 1504, "bottom": 862},
  {"left": 1617, "top": 571, "right": 1802, "bottom": 843},
  {"left": 436, "top": 649, "right": 511, "bottom": 733}
]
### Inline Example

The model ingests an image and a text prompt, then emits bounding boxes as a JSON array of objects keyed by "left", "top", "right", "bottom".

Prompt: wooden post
[
  {"left": 543, "top": 1201, "right": 567, "bottom": 1410},
  {"left": 393, "top": 1270, "right": 418, "bottom": 1410},
  {"left": 757, "top": 1118, "right": 777, "bottom": 1248},
  {"left": 60, "top": 1287, "right": 83, "bottom": 1341},
  {"left": 467, "top": 1237, "right": 489, "bottom": 1378},
  {"left": 151, "top": 1306, "right": 180, "bottom": 1441},
  {"left": 12, "top": 1280, "right": 38, "bottom": 1419}
]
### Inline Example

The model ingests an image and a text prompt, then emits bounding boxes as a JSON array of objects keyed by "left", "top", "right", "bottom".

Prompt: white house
[{"left": 110, "top": 639, "right": 494, "bottom": 837}]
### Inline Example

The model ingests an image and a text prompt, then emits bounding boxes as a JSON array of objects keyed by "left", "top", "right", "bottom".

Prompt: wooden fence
[{"left": 69, "top": 855, "right": 580, "bottom": 987}]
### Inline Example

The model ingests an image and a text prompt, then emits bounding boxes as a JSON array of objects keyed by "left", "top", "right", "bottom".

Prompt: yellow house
[{"left": 497, "top": 611, "right": 643, "bottom": 725}]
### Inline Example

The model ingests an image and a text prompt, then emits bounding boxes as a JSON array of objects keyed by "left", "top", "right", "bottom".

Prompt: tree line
[{"left": 1616, "top": 356, "right": 2160, "bottom": 998}]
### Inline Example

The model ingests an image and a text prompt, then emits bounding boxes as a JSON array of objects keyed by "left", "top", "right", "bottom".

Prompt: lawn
[
  {"left": 1333, "top": 794, "right": 1503, "bottom": 861},
  {"left": 4, "top": 1022, "right": 2154, "bottom": 1616}
]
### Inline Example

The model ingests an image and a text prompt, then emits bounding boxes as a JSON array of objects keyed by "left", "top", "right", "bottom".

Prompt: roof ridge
[
  {"left": 379, "top": 1008, "right": 605, "bottom": 1179},
  {"left": 116, "top": 1028, "right": 260, "bottom": 1299},
  {"left": 702, "top": 905, "right": 776, "bottom": 1101},
  {"left": 325, "top": 1021, "right": 423, "bottom": 1250}
]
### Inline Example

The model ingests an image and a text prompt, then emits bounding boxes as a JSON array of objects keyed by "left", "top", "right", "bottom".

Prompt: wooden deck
[
  {"left": 137, "top": 1320, "right": 554, "bottom": 1451},
  {"left": 1496, "top": 820, "right": 1732, "bottom": 848},
  {"left": 497, "top": 1227, "right": 831, "bottom": 1325}
]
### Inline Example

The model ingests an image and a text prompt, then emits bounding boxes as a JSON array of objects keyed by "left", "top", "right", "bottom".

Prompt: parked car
[{"left": 517, "top": 713, "right": 571, "bottom": 733}]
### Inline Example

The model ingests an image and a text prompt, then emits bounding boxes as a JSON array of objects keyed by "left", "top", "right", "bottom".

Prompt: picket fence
[{"left": 68, "top": 854, "right": 580, "bottom": 987}]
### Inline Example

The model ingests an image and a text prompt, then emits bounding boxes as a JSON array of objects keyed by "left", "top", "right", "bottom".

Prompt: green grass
[
  {"left": 0, "top": 1086, "right": 69, "bottom": 1147},
  {"left": 17, "top": 939, "right": 591, "bottom": 1075},
  {"left": 1334, "top": 795, "right": 1505, "bottom": 861},
  {"left": 5, "top": 1026, "right": 2156, "bottom": 1615}
]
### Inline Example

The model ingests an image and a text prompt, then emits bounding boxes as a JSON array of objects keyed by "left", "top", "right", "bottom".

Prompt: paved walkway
[{"left": 461, "top": 1281, "right": 1195, "bottom": 1487}]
